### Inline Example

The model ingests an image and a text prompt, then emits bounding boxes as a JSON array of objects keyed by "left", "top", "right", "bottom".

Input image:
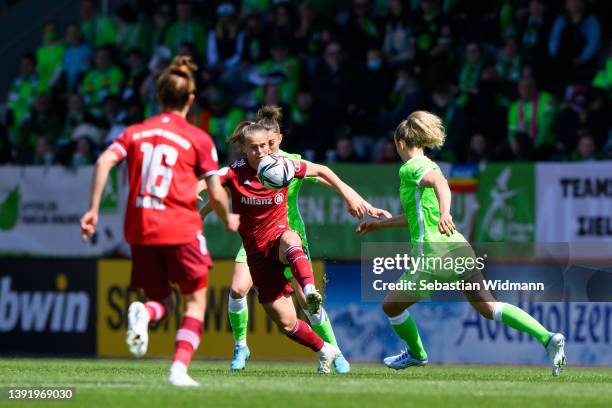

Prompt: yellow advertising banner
[{"left": 97, "top": 259, "right": 324, "bottom": 361}]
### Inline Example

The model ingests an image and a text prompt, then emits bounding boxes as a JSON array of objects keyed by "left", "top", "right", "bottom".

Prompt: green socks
[
  {"left": 228, "top": 295, "right": 248, "bottom": 344},
  {"left": 388, "top": 310, "right": 428, "bottom": 360},
  {"left": 305, "top": 308, "right": 338, "bottom": 346},
  {"left": 493, "top": 302, "right": 552, "bottom": 346},
  {"left": 228, "top": 295, "right": 341, "bottom": 348}
]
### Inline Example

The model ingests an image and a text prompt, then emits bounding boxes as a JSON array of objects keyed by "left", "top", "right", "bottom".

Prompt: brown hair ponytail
[
  {"left": 255, "top": 105, "right": 282, "bottom": 133},
  {"left": 156, "top": 56, "right": 197, "bottom": 111}
]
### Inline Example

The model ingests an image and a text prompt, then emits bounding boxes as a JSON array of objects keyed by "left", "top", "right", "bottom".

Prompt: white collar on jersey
[{"left": 405, "top": 155, "right": 426, "bottom": 164}]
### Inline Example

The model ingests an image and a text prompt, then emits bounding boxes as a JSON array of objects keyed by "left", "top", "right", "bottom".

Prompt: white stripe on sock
[
  {"left": 148, "top": 302, "right": 163, "bottom": 321},
  {"left": 176, "top": 329, "right": 201, "bottom": 350},
  {"left": 388, "top": 309, "right": 411, "bottom": 326},
  {"left": 492, "top": 302, "right": 506, "bottom": 322},
  {"left": 228, "top": 295, "right": 247, "bottom": 313}
]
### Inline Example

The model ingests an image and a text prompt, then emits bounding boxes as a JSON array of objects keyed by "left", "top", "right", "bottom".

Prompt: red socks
[
  {"left": 286, "top": 319, "right": 324, "bottom": 352},
  {"left": 285, "top": 246, "right": 314, "bottom": 288},
  {"left": 173, "top": 316, "right": 202, "bottom": 366},
  {"left": 145, "top": 301, "right": 167, "bottom": 322}
]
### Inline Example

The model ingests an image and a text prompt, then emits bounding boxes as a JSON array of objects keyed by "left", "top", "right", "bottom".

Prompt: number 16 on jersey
[{"left": 137, "top": 142, "right": 178, "bottom": 210}]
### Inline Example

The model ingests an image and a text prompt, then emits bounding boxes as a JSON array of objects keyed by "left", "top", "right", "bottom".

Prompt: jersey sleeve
[
  {"left": 215, "top": 166, "right": 231, "bottom": 186},
  {"left": 195, "top": 133, "right": 219, "bottom": 177},
  {"left": 401, "top": 159, "right": 438, "bottom": 186},
  {"left": 108, "top": 130, "right": 129, "bottom": 161},
  {"left": 412, "top": 161, "right": 439, "bottom": 185},
  {"left": 289, "top": 159, "right": 307, "bottom": 179}
]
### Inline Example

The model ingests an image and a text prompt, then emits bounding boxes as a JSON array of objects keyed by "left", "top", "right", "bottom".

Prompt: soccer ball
[{"left": 257, "top": 155, "right": 295, "bottom": 190}]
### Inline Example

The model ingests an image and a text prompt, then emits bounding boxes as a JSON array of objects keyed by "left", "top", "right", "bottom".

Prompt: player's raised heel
[
  {"left": 126, "top": 301, "right": 150, "bottom": 358},
  {"left": 384, "top": 349, "right": 428, "bottom": 370},
  {"left": 546, "top": 333, "right": 566, "bottom": 377},
  {"left": 230, "top": 344, "right": 251, "bottom": 371},
  {"left": 318, "top": 342, "right": 340, "bottom": 374}
]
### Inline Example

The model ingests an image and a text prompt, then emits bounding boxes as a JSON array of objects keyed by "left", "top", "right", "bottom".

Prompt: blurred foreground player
[{"left": 80, "top": 56, "right": 239, "bottom": 386}]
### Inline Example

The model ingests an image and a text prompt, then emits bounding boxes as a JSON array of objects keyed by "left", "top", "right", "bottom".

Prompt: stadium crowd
[{"left": 1, "top": 0, "right": 610, "bottom": 165}]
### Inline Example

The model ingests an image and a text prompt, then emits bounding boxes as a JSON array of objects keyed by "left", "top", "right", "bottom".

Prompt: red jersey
[
  {"left": 218, "top": 157, "right": 307, "bottom": 254},
  {"left": 108, "top": 112, "right": 218, "bottom": 245}
]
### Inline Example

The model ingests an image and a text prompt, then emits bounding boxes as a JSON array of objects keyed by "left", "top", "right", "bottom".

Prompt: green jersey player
[
  {"left": 224, "top": 106, "right": 389, "bottom": 373},
  {"left": 357, "top": 111, "right": 566, "bottom": 376}
]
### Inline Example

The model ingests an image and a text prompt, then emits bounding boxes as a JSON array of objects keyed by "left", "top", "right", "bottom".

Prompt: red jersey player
[
  {"left": 201, "top": 121, "right": 373, "bottom": 373},
  {"left": 80, "top": 56, "right": 239, "bottom": 387}
]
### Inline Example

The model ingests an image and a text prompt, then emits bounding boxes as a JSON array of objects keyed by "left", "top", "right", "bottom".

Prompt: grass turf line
[{"left": 0, "top": 359, "right": 611, "bottom": 407}]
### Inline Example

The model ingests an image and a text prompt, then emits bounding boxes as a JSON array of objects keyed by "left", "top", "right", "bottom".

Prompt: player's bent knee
[
  {"left": 382, "top": 301, "right": 402, "bottom": 318},
  {"left": 230, "top": 287, "right": 249, "bottom": 299},
  {"left": 475, "top": 302, "right": 495, "bottom": 320},
  {"left": 281, "top": 230, "right": 302, "bottom": 246},
  {"left": 278, "top": 318, "right": 298, "bottom": 334}
]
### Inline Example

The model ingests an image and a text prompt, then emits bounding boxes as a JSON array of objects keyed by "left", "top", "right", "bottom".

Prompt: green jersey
[
  {"left": 278, "top": 150, "right": 317, "bottom": 239},
  {"left": 399, "top": 156, "right": 466, "bottom": 254}
]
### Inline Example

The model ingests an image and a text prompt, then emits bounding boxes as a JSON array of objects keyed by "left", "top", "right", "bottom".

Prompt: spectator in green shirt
[
  {"left": 150, "top": 3, "right": 172, "bottom": 49},
  {"left": 36, "top": 21, "right": 65, "bottom": 89},
  {"left": 61, "top": 93, "right": 97, "bottom": 146},
  {"left": 507, "top": 76, "right": 556, "bottom": 157},
  {"left": 165, "top": 2, "right": 206, "bottom": 58},
  {"left": 6, "top": 54, "right": 47, "bottom": 136},
  {"left": 251, "top": 42, "right": 300, "bottom": 107},
  {"left": 115, "top": 3, "right": 151, "bottom": 57},
  {"left": 81, "top": 46, "right": 124, "bottom": 116},
  {"left": 121, "top": 48, "right": 148, "bottom": 103},
  {"left": 80, "top": 0, "right": 117, "bottom": 47},
  {"left": 17, "top": 94, "right": 62, "bottom": 163},
  {"left": 457, "top": 42, "right": 484, "bottom": 107},
  {"left": 497, "top": 36, "right": 522, "bottom": 84},
  {"left": 203, "top": 87, "right": 244, "bottom": 158}
]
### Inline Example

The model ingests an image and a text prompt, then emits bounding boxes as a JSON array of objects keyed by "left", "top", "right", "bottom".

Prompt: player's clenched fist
[{"left": 80, "top": 209, "right": 98, "bottom": 241}]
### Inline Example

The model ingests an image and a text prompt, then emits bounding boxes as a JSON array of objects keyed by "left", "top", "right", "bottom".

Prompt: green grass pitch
[{"left": 1, "top": 359, "right": 611, "bottom": 407}]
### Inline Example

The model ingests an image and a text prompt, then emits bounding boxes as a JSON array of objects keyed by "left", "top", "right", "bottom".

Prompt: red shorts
[
  {"left": 246, "top": 234, "right": 293, "bottom": 304},
  {"left": 130, "top": 233, "right": 212, "bottom": 300}
]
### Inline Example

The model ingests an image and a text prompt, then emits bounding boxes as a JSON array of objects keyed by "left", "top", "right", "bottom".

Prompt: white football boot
[
  {"left": 168, "top": 362, "right": 200, "bottom": 387},
  {"left": 126, "top": 301, "right": 150, "bottom": 357},
  {"left": 304, "top": 284, "right": 322, "bottom": 315},
  {"left": 318, "top": 342, "right": 340, "bottom": 374},
  {"left": 546, "top": 333, "right": 566, "bottom": 377},
  {"left": 384, "top": 349, "right": 428, "bottom": 370}
]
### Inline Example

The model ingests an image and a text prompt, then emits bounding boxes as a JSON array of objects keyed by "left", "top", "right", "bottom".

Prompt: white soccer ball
[{"left": 257, "top": 154, "right": 295, "bottom": 190}]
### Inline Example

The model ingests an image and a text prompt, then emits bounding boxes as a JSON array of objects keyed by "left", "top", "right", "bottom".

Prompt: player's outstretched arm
[
  {"left": 80, "top": 149, "right": 121, "bottom": 241},
  {"left": 303, "top": 161, "right": 370, "bottom": 218},
  {"left": 205, "top": 174, "right": 239, "bottom": 232},
  {"left": 307, "top": 173, "right": 391, "bottom": 219},
  {"left": 356, "top": 214, "right": 408, "bottom": 235},
  {"left": 419, "top": 170, "right": 456, "bottom": 236}
]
